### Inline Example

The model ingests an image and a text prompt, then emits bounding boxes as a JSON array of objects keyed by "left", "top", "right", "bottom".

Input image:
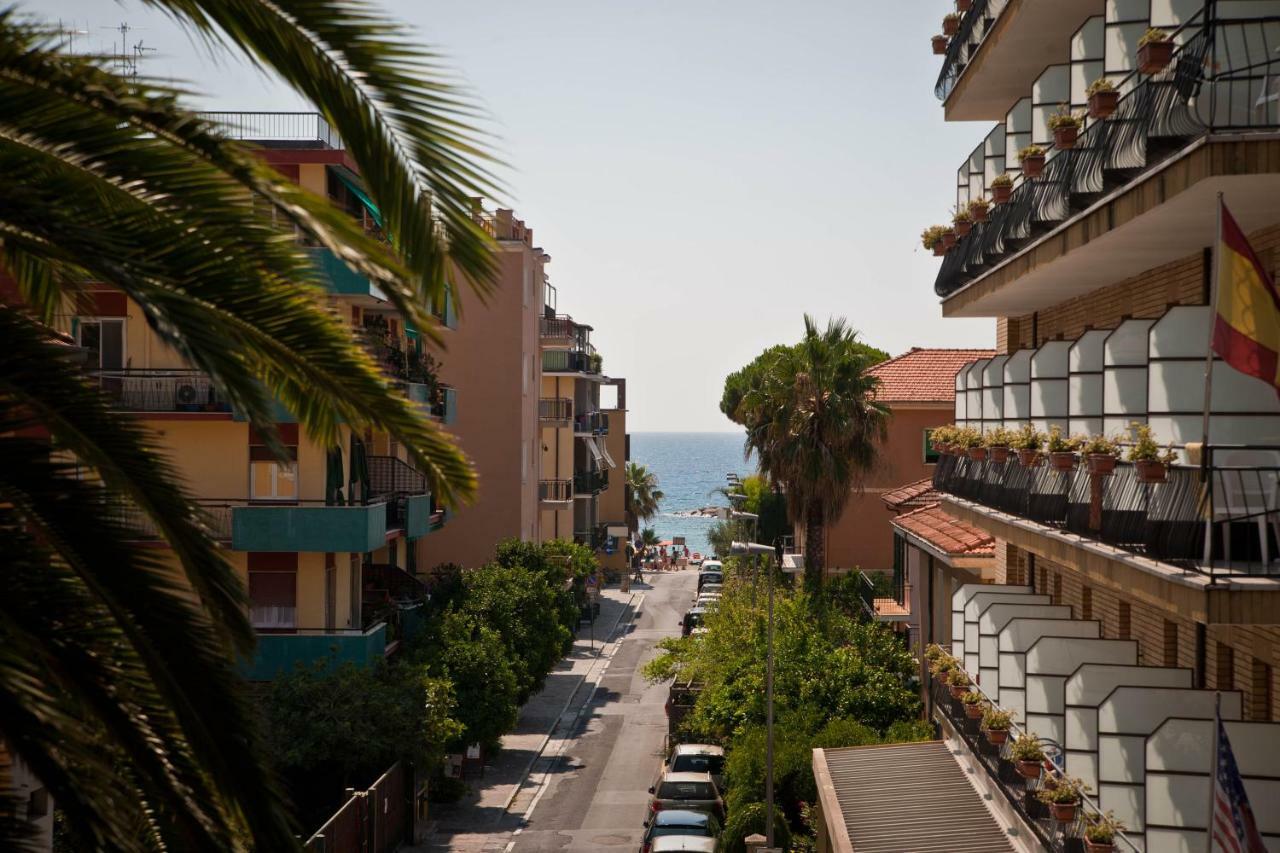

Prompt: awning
[
  {"left": 332, "top": 165, "right": 383, "bottom": 229},
  {"left": 599, "top": 441, "right": 617, "bottom": 469},
  {"left": 583, "top": 436, "right": 605, "bottom": 466}
]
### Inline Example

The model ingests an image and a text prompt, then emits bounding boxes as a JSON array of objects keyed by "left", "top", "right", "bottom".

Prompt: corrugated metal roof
[{"left": 819, "top": 741, "right": 1014, "bottom": 852}]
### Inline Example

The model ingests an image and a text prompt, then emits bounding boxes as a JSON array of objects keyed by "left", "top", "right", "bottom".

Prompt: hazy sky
[{"left": 35, "top": 1, "right": 992, "bottom": 432}]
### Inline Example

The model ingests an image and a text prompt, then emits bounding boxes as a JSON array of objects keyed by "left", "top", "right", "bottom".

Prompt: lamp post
[{"left": 730, "top": 539, "right": 779, "bottom": 848}]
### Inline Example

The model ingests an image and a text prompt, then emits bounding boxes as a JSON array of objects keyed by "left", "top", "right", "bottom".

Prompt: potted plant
[
  {"left": 1084, "top": 811, "right": 1126, "bottom": 852},
  {"left": 942, "top": 12, "right": 961, "bottom": 36},
  {"left": 954, "top": 426, "right": 983, "bottom": 458},
  {"left": 930, "top": 654, "right": 956, "bottom": 684},
  {"left": 985, "top": 427, "right": 1014, "bottom": 464},
  {"left": 930, "top": 424, "right": 958, "bottom": 454},
  {"left": 941, "top": 226, "right": 957, "bottom": 250},
  {"left": 1137, "top": 28, "right": 1174, "bottom": 75},
  {"left": 981, "top": 707, "right": 1013, "bottom": 746},
  {"left": 948, "top": 667, "right": 972, "bottom": 699},
  {"left": 1019, "top": 144, "right": 1046, "bottom": 178},
  {"left": 968, "top": 196, "right": 990, "bottom": 223},
  {"left": 990, "top": 173, "right": 1014, "bottom": 204},
  {"left": 1047, "top": 426, "right": 1083, "bottom": 471},
  {"left": 922, "top": 225, "right": 947, "bottom": 256},
  {"left": 1082, "top": 434, "right": 1120, "bottom": 475},
  {"left": 1087, "top": 77, "right": 1119, "bottom": 119},
  {"left": 956, "top": 0, "right": 973, "bottom": 11},
  {"left": 953, "top": 206, "right": 973, "bottom": 237},
  {"left": 1127, "top": 423, "right": 1176, "bottom": 483},
  {"left": 1048, "top": 106, "right": 1083, "bottom": 149},
  {"left": 1010, "top": 733, "right": 1045, "bottom": 779},
  {"left": 1037, "top": 775, "right": 1086, "bottom": 822},
  {"left": 1014, "top": 423, "right": 1045, "bottom": 467},
  {"left": 924, "top": 643, "right": 948, "bottom": 663},
  {"left": 932, "top": 33, "right": 949, "bottom": 55},
  {"left": 961, "top": 690, "right": 986, "bottom": 719}
]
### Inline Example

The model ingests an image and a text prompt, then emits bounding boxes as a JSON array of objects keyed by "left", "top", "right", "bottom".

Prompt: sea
[{"left": 628, "top": 431, "right": 754, "bottom": 555}]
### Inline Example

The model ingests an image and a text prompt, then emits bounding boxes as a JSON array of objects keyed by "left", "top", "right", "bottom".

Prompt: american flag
[{"left": 1210, "top": 718, "right": 1267, "bottom": 853}]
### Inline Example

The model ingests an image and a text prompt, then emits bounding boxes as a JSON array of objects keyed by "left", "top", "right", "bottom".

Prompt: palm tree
[
  {"left": 735, "top": 315, "right": 889, "bottom": 591},
  {"left": 640, "top": 528, "right": 661, "bottom": 550},
  {"left": 0, "top": 6, "right": 500, "bottom": 850},
  {"left": 626, "top": 462, "right": 665, "bottom": 527}
]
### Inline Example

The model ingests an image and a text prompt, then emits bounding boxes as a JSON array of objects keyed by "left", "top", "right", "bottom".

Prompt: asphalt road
[{"left": 505, "top": 568, "right": 695, "bottom": 852}]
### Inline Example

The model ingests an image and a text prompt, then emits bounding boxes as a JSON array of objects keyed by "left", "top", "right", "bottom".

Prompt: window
[
  {"left": 923, "top": 428, "right": 941, "bottom": 463},
  {"left": 250, "top": 447, "right": 298, "bottom": 500},
  {"left": 659, "top": 781, "right": 715, "bottom": 800},
  {"left": 1081, "top": 586, "right": 1092, "bottom": 621},
  {"left": 248, "top": 553, "right": 297, "bottom": 630},
  {"left": 77, "top": 318, "right": 126, "bottom": 370},
  {"left": 672, "top": 754, "right": 724, "bottom": 775},
  {"left": 1163, "top": 620, "right": 1179, "bottom": 667},
  {"left": 1252, "top": 659, "right": 1273, "bottom": 720},
  {"left": 1118, "top": 601, "right": 1131, "bottom": 639},
  {"left": 1217, "top": 642, "right": 1236, "bottom": 690}
]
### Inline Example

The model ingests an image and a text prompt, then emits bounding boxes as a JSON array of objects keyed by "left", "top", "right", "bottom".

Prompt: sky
[{"left": 35, "top": 1, "right": 992, "bottom": 432}]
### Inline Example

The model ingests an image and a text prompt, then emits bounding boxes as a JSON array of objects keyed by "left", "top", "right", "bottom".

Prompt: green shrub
[{"left": 718, "top": 802, "right": 791, "bottom": 853}]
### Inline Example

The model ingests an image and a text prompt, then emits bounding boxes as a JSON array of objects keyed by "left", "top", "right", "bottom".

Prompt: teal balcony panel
[
  {"left": 240, "top": 624, "right": 387, "bottom": 681},
  {"left": 231, "top": 502, "right": 387, "bottom": 552},
  {"left": 405, "top": 493, "right": 433, "bottom": 539},
  {"left": 305, "top": 246, "right": 386, "bottom": 300},
  {"left": 442, "top": 386, "right": 457, "bottom": 425}
]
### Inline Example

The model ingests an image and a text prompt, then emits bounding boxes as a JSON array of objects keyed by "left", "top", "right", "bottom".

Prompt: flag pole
[
  {"left": 1205, "top": 691, "right": 1221, "bottom": 853},
  {"left": 1200, "top": 193, "right": 1223, "bottom": 574}
]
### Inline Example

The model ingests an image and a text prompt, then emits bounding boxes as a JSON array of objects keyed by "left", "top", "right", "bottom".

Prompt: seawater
[{"left": 629, "top": 431, "right": 753, "bottom": 555}]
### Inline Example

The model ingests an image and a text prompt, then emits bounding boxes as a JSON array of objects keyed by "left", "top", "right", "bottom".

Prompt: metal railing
[
  {"left": 539, "top": 479, "right": 573, "bottom": 502},
  {"left": 539, "top": 315, "right": 586, "bottom": 342},
  {"left": 936, "top": 11, "right": 1280, "bottom": 298},
  {"left": 539, "top": 397, "right": 573, "bottom": 421},
  {"left": 366, "top": 455, "right": 427, "bottom": 497},
  {"left": 933, "top": 446, "right": 1280, "bottom": 576},
  {"left": 114, "top": 499, "right": 236, "bottom": 540},
  {"left": 542, "top": 350, "right": 597, "bottom": 374},
  {"left": 91, "top": 369, "right": 232, "bottom": 413},
  {"left": 934, "top": 0, "right": 1002, "bottom": 103},
  {"left": 930, "top": 660, "right": 1139, "bottom": 852},
  {"left": 573, "top": 470, "right": 608, "bottom": 494},
  {"left": 573, "top": 411, "right": 609, "bottom": 435},
  {"left": 200, "top": 111, "right": 343, "bottom": 149}
]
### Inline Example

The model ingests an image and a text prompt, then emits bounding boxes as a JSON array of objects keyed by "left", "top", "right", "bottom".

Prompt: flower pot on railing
[
  {"left": 1050, "top": 451, "right": 1077, "bottom": 472},
  {"left": 955, "top": 220, "right": 972, "bottom": 238},
  {"left": 942, "top": 15, "right": 960, "bottom": 36},
  {"left": 1134, "top": 459, "right": 1167, "bottom": 483},
  {"left": 1021, "top": 154, "right": 1045, "bottom": 177},
  {"left": 1087, "top": 453, "right": 1117, "bottom": 475},
  {"left": 990, "top": 446, "right": 1010, "bottom": 464},
  {"left": 932, "top": 240, "right": 946, "bottom": 256},
  {"left": 985, "top": 727, "right": 1009, "bottom": 746},
  {"left": 1049, "top": 801, "right": 1078, "bottom": 823},
  {"left": 942, "top": 230, "right": 957, "bottom": 249},
  {"left": 932, "top": 34, "right": 949, "bottom": 55},
  {"left": 1016, "top": 759, "right": 1042, "bottom": 780},
  {"left": 1017, "top": 449, "right": 1041, "bottom": 468},
  {"left": 969, "top": 203, "right": 989, "bottom": 223},
  {"left": 956, "top": 0, "right": 973, "bottom": 10},
  {"left": 992, "top": 184, "right": 1012, "bottom": 204},
  {"left": 1138, "top": 40, "right": 1174, "bottom": 75},
  {"left": 1053, "top": 125, "right": 1078, "bottom": 150},
  {"left": 969, "top": 447, "right": 989, "bottom": 462},
  {"left": 1084, "top": 840, "right": 1115, "bottom": 853},
  {"left": 949, "top": 683, "right": 968, "bottom": 700},
  {"left": 964, "top": 702, "right": 984, "bottom": 720},
  {"left": 1088, "top": 90, "right": 1119, "bottom": 119}
]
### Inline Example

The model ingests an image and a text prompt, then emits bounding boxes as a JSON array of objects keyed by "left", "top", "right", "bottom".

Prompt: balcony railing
[
  {"left": 573, "top": 470, "right": 608, "bottom": 495},
  {"left": 930, "top": 657, "right": 1139, "bottom": 852},
  {"left": 934, "top": 0, "right": 1000, "bottom": 103},
  {"left": 935, "top": 11, "right": 1280, "bottom": 299},
  {"left": 200, "top": 111, "right": 342, "bottom": 149},
  {"left": 539, "top": 397, "right": 573, "bottom": 421},
  {"left": 115, "top": 499, "right": 235, "bottom": 541},
  {"left": 573, "top": 411, "right": 609, "bottom": 435},
  {"left": 543, "top": 350, "right": 602, "bottom": 374},
  {"left": 539, "top": 479, "right": 573, "bottom": 502},
  {"left": 932, "top": 446, "right": 1280, "bottom": 576},
  {"left": 91, "top": 369, "right": 233, "bottom": 414},
  {"left": 539, "top": 315, "right": 583, "bottom": 341}
]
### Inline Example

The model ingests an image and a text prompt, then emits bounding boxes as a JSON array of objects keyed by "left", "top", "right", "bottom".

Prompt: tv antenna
[{"left": 102, "top": 22, "right": 153, "bottom": 79}]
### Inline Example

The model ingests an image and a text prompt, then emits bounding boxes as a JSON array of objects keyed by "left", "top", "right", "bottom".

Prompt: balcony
[
  {"left": 932, "top": 447, "right": 1280, "bottom": 579},
  {"left": 543, "top": 350, "right": 602, "bottom": 376},
  {"left": 539, "top": 315, "right": 591, "bottom": 350},
  {"left": 934, "top": 0, "right": 1103, "bottom": 121},
  {"left": 306, "top": 246, "right": 382, "bottom": 300},
  {"left": 573, "top": 411, "right": 609, "bottom": 436},
  {"left": 935, "top": 13, "right": 1280, "bottom": 314},
  {"left": 539, "top": 479, "right": 573, "bottom": 505},
  {"left": 92, "top": 369, "right": 233, "bottom": 414},
  {"left": 231, "top": 500, "right": 389, "bottom": 553},
  {"left": 200, "top": 111, "right": 342, "bottom": 149},
  {"left": 116, "top": 499, "right": 235, "bottom": 542},
  {"left": 573, "top": 470, "right": 608, "bottom": 495},
  {"left": 539, "top": 397, "right": 573, "bottom": 423}
]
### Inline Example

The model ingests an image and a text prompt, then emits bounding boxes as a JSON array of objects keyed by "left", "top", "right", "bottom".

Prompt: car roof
[
  {"left": 651, "top": 838, "right": 716, "bottom": 852},
  {"left": 661, "top": 771, "right": 715, "bottom": 783},
  {"left": 687, "top": 607, "right": 707, "bottom": 615},
  {"left": 673, "top": 744, "right": 725, "bottom": 757},
  {"left": 654, "top": 810, "right": 713, "bottom": 827}
]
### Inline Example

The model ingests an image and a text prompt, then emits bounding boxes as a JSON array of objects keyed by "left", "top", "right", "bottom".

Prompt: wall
[
  {"left": 598, "top": 405, "right": 628, "bottom": 574},
  {"left": 822, "top": 404, "right": 951, "bottom": 573},
  {"left": 539, "top": 374, "right": 577, "bottom": 542}
]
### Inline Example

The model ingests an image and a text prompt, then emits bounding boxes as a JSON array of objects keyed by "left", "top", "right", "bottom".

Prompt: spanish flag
[{"left": 1213, "top": 200, "right": 1280, "bottom": 396}]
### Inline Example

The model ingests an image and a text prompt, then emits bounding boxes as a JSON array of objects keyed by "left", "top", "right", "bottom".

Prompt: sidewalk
[{"left": 410, "top": 584, "right": 639, "bottom": 852}]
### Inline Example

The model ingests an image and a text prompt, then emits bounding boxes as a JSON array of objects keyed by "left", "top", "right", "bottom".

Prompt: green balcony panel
[
  {"left": 240, "top": 624, "right": 387, "bottom": 681},
  {"left": 442, "top": 386, "right": 457, "bottom": 425},
  {"left": 405, "top": 493, "right": 433, "bottom": 539},
  {"left": 305, "top": 246, "right": 385, "bottom": 299},
  {"left": 231, "top": 503, "right": 387, "bottom": 552}
]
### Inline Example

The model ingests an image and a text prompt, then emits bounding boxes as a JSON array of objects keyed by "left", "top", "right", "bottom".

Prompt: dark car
[
  {"left": 680, "top": 607, "right": 707, "bottom": 637},
  {"left": 639, "top": 809, "right": 720, "bottom": 853},
  {"left": 696, "top": 571, "right": 723, "bottom": 591}
]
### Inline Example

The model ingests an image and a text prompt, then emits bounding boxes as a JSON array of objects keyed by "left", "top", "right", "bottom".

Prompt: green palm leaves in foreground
[
  {"left": 625, "top": 462, "right": 665, "bottom": 525},
  {"left": 727, "top": 316, "right": 889, "bottom": 590},
  {"left": 0, "top": 3, "right": 501, "bottom": 849}
]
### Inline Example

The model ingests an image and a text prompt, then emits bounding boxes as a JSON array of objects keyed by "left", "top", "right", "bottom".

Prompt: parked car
[
  {"left": 699, "top": 584, "right": 722, "bottom": 597},
  {"left": 680, "top": 607, "right": 707, "bottom": 637},
  {"left": 650, "top": 837, "right": 715, "bottom": 852},
  {"left": 639, "top": 809, "right": 720, "bottom": 853},
  {"left": 700, "top": 560, "right": 723, "bottom": 573},
  {"left": 694, "top": 594, "right": 719, "bottom": 610},
  {"left": 663, "top": 744, "right": 726, "bottom": 792},
  {"left": 647, "top": 771, "right": 724, "bottom": 820},
  {"left": 696, "top": 572, "right": 723, "bottom": 591}
]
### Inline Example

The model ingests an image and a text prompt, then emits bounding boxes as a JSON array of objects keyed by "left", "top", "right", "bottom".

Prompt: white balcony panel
[
  {"left": 1071, "top": 16, "right": 1106, "bottom": 107},
  {"left": 981, "top": 355, "right": 1008, "bottom": 433},
  {"left": 1103, "top": 318, "right": 1155, "bottom": 436},
  {"left": 1146, "top": 718, "right": 1280, "bottom": 852},
  {"left": 1005, "top": 98, "right": 1032, "bottom": 178},
  {"left": 1025, "top": 637, "right": 1138, "bottom": 762},
  {"left": 966, "top": 359, "right": 988, "bottom": 430},
  {"left": 1097, "top": 687, "right": 1242, "bottom": 847},
  {"left": 976, "top": 603, "right": 1071, "bottom": 704},
  {"left": 1002, "top": 349, "right": 1032, "bottom": 426},
  {"left": 982, "top": 124, "right": 1006, "bottom": 191},
  {"left": 963, "top": 592, "right": 1050, "bottom": 678},
  {"left": 997, "top": 619, "right": 1102, "bottom": 731},
  {"left": 1030, "top": 340, "right": 1071, "bottom": 433},
  {"left": 1069, "top": 329, "right": 1110, "bottom": 436},
  {"left": 1031, "top": 64, "right": 1071, "bottom": 151},
  {"left": 951, "top": 583, "right": 1030, "bottom": 665},
  {"left": 955, "top": 367, "right": 969, "bottom": 425}
]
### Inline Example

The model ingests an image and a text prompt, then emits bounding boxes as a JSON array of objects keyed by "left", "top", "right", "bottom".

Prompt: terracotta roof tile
[
  {"left": 890, "top": 503, "right": 994, "bottom": 558},
  {"left": 881, "top": 477, "right": 942, "bottom": 511},
  {"left": 868, "top": 348, "right": 996, "bottom": 403}
]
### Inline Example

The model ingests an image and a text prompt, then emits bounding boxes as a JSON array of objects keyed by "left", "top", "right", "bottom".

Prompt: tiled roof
[
  {"left": 881, "top": 477, "right": 941, "bottom": 511},
  {"left": 891, "top": 503, "right": 993, "bottom": 558},
  {"left": 815, "top": 741, "right": 1015, "bottom": 852},
  {"left": 868, "top": 348, "right": 995, "bottom": 403}
]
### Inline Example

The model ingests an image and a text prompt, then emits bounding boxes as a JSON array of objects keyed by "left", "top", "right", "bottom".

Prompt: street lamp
[{"left": 730, "top": 539, "right": 781, "bottom": 849}]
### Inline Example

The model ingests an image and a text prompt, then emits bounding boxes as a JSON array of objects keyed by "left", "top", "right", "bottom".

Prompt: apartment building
[{"left": 908, "top": 3, "right": 1280, "bottom": 849}]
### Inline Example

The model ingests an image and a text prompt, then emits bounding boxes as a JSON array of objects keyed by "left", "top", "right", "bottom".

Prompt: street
[{"left": 418, "top": 569, "right": 695, "bottom": 852}]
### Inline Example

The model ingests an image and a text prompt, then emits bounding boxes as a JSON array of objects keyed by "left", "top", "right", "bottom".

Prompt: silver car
[{"left": 646, "top": 771, "right": 724, "bottom": 821}]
